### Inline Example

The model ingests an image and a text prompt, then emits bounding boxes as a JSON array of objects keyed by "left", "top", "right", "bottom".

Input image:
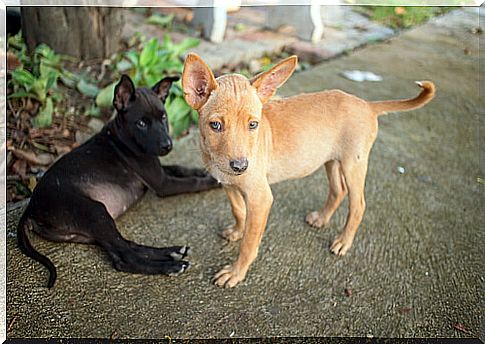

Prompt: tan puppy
[{"left": 182, "top": 53, "right": 435, "bottom": 288}]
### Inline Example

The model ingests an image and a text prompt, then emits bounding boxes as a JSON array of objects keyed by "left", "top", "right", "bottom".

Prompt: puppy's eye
[
  {"left": 249, "top": 121, "right": 259, "bottom": 130},
  {"left": 210, "top": 121, "right": 222, "bottom": 132},
  {"left": 136, "top": 119, "right": 147, "bottom": 129}
]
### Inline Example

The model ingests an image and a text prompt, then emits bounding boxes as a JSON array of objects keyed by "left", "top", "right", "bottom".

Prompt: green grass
[{"left": 355, "top": 6, "right": 456, "bottom": 30}]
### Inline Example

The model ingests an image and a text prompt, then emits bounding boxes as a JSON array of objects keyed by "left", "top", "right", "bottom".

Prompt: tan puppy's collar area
[{"left": 182, "top": 53, "right": 435, "bottom": 288}]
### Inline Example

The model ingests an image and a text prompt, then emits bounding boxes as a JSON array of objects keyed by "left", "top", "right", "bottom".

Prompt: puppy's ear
[
  {"left": 114, "top": 75, "right": 136, "bottom": 111},
  {"left": 182, "top": 53, "right": 218, "bottom": 110},
  {"left": 251, "top": 56, "right": 298, "bottom": 104},
  {"left": 152, "top": 75, "right": 180, "bottom": 103}
]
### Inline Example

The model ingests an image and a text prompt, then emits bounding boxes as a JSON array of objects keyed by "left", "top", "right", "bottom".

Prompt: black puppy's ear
[
  {"left": 152, "top": 75, "right": 180, "bottom": 103},
  {"left": 114, "top": 75, "right": 136, "bottom": 111}
]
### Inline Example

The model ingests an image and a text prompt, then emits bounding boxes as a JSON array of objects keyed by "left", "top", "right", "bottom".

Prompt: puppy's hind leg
[
  {"left": 330, "top": 158, "right": 368, "bottom": 256},
  {"left": 306, "top": 160, "right": 347, "bottom": 228},
  {"left": 79, "top": 200, "right": 191, "bottom": 276},
  {"left": 44, "top": 194, "right": 192, "bottom": 276},
  {"left": 221, "top": 187, "right": 246, "bottom": 242}
]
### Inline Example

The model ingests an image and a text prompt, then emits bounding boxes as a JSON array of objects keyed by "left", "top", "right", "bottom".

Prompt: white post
[
  {"left": 266, "top": 1, "right": 323, "bottom": 44},
  {"left": 191, "top": 0, "right": 228, "bottom": 43}
]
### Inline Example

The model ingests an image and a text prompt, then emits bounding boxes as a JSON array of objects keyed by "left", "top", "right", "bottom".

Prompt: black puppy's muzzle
[
  {"left": 229, "top": 158, "right": 248, "bottom": 174},
  {"left": 159, "top": 139, "right": 173, "bottom": 156}
]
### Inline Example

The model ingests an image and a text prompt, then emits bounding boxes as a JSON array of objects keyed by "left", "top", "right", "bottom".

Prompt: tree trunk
[{"left": 21, "top": 7, "right": 123, "bottom": 60}]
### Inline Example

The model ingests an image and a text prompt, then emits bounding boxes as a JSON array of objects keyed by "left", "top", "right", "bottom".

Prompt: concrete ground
[{"left": 5, "top": 8, "right": 484, "bottom": 340}]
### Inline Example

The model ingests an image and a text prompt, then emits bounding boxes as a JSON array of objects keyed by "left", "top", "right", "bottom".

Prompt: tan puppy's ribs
[{"left": 182, "top": 52, "right": 435, "bottom": 288}]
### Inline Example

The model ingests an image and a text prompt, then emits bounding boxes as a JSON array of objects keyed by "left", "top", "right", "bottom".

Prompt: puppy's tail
[
  {"left": 369, "top": 81, "right": 435, "bottom": 116},
  {"left": 17, "top": 211, "right": 57, "bottom": 288}
]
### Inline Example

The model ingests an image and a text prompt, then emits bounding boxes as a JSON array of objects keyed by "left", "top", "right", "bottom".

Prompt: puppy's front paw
[
  {"left": 221, "top": 225, "right": 244, "bottom": 242},
  {"left": 330, "top": 234, "right": 354, "bottom": 256},
  {"left": 169, "top": 246, "right": 191, "bottom": 261},
  {"left": 305, "top": 211, "right": 327, "bottom": 228},
  {"left": 192, "top": 168, "right": 211, "bottom": 177},
  {"left": 213, "top": 264, "right": 246, "bottom": 288},
  {"left": 206, "top": 176, "right": 222, "bottom": 188},
  {"left": 167, "top": 261, "right": 191, "bottom": 276}
]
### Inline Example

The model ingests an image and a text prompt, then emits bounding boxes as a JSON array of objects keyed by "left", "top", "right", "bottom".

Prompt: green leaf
[
  {"left": 11, "top": 69, "right": 36, "bottom": 87},
  {"left": 146, "top": 13, "right": 175, "bottom": 28},
  {"left": 31, "top": 80, "right": 47, "bottom": 102},
  {"left": 59, "top": 71, "right": 80, "bottom": 88},
  {"left": 171, "top": 112, "right": 191, "bottom": 138},
  {"left": 86, "top": 104, "right": 101, "bottom": 117},
  {"left": 165, "top": 96, "right": 194, "bottom": 137},
  {"left": 140, "top": 38, "right": 158, "bottom": 67},
  {"left": 16, "top": 181, "right": 32, "bottom": 196},
  {"left": 77, "top": 78, "right": 100, "bottom": 98},
  {"left": 165, "top": 96, "right": 188, "bottom": 122},
  {"left": 33, "top": 97, "right": 53, "bottom": 128},
  {"left": 174, "top": 37, "right": 200, "bottom": 54},
  {"left": 31, "top": 141, "right": 51, "bottom": 152},
  {"left": 8, "top": 90, "right": 35, "bottom": 99},
  {"left": 116, "top": 59, "right": 133, "bottom": 72},
  {"left": 190, "top": 108, "right": 199, "bottom": 124},
  {"left": 45, "top": 74, "right": 58, "bottom": 90},
  {"left": 96, "top": 82, "right": 117, "bottom": 108},
  {"left": 126, "top": 50, "right": 139, "bottom": 67}
]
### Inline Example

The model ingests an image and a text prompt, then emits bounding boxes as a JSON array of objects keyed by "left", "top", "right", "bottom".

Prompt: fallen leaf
[
  {"left": 395, "top": 7, "right": 406, "bottom": 15},
  {"left": 470, "top": 27, "right": 482, "bottom": 34},
  {"left": 398, "top": 307, "right": 412, "bottom": 314},
  {"left": 11, "top": 148, "right": 55, "bottom": 166},
  {"left": 35, "top": 153, "right": 56, "bottom": 166},
  {"left": 28, "top": 176, "right": 37, "bottom": 191},
  {"left": 7, "top": 315, "right": 18, "bottom": 333},
  {"left": 344, "top": 288, "right": 352, "bottom": 297},
  {"left": 11, "top": 159, "right": 27, "bottom": 179},
  {"left": 77, "top": 78, "right": 100, "bottom": 98},
  {"left": 453, "top": 322, "right": 470, "bottom": 335},
  {"left": 62, "top": 129, "right": 71, "bottom": 137},
  {"left": 7, "top": 52, "right": 21, "bottom": 71},
  {"left": 54, "top": 143, "right": 71, "bottom": 156}
]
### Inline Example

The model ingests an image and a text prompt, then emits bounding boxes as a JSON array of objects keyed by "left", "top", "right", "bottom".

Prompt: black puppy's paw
[
  {"left": 205, "top": 175, "right": 221, "bottom": 188},
  {"left": 167, "top": 261, "right": 191, "bottom": 277},
  {"left": 169, "top": 245, "right": 191, "bottom": 261},
  {"left": 192, "top": 167, "right": 211, "bottom": 177}
]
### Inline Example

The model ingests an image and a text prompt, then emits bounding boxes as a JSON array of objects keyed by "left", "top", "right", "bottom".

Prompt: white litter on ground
[{"left": 340, "top": 70, "right": 383, "bottom": 82}]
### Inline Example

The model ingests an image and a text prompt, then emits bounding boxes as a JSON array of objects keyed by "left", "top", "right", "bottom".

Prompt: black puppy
[{"left": 17, "top": 74, "right": 219, "bottom": 288}]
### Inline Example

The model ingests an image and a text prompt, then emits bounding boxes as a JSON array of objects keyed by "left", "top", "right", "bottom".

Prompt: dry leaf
[
  {"left": 54, "top": 143, "right": 72, "bottom": 156},
  {"left": 395, "top": 7, "right": 406, "bottom": 15},
  {"left": 11, "top": 148, "right": 55, "bottom": 166},
  {"left": 344, "top": 288, "right": 352, "bottom": 297},
  {"left": 453, "top": 322, "right": 470, "bottom": 335},
  {"left": 28, "top": 176, "right": 37, "bottom": 191},
  {"left": 7, "top": 52, "right": 21, "bottom": 71},
  {"left": 11, "top": 159, "right": 27, "bottom": 179}
]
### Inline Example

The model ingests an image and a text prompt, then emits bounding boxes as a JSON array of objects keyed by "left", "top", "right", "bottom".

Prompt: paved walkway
[
  {"left": 123, "top": 6, "right": 395, "bottom": 70},
  {"left": 5, "top": 7, "right": 484, "bottom": 340}
]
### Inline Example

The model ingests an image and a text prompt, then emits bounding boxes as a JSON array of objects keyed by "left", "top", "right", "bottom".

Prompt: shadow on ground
[{"left": 6, "top": 8, "right": 484, "bottom": 340}]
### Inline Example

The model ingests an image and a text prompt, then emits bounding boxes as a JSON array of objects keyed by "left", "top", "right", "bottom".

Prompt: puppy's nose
[
  {"left": 162, "top": 139, "right": 173, "bottom": 151},
  {"left": 229, "top": 158, "right": 248, "bottom": 173}
]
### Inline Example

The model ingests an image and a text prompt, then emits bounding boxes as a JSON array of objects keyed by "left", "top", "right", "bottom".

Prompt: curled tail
[
  {"left": 17, "top": 211, "right": 57, "bottom": 288},
  {"left": 369, "top": 81, "right": 436, "bottom": 116}
]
